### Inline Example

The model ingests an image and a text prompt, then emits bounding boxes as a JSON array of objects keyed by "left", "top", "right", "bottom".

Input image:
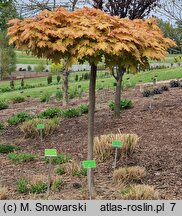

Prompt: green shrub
[
  {"left": 0, "top": 100, "right": 8, "bottom": 110},
  {"left": 27, "top": 65, "right": 32, "bottom": 71},
  {"left": 75, "top": 74, "right": 79, "bottom": 81},
  {"left": 12, "top": 96, "right": 25, "bottom": 104},
  {"left": 29, "top": 182, "right": 47, "bottom": 194},
  {"left": 72, "top": 169, "right": 87, "bottom": 177},
  {"left": 109, "top": 99, "right": 133, "bottom": 110},
  {"left": 69, "top": 88, "right": 78, "bottom": 99},
  {"left": 0, "top": 122, "right": 4, "bottom": 130},
  {"left": 21, "top": 79, "right": 24, "bottom": 88},
  {"left": 38, "top": 107, "right": 62, "bottom": 119},
  {"left": 57, "top": 75, "right": 61, "bottom": 83},
  {"left": 79, "top": 104, "right": 89, "bottom": 114},
  {"left": 10, "top": 80, "right": 15, "bottom": 89},
  {"left": 16, "top": 178, "right": 28, "bottom": 193},
  {"left": 20, "top": 118, "right": 59, "bottom": 138},
  {"left": 63, "top": 108, "right": 80, "bottom": 118},
  {"left": 56, "top": 167, "right": 65, "bottom": 175},
  {"left": 51, "top": 179, "right": 64, "bottom": 192},
  {"left": 34, "top": 62, "right": 45, "bottom": 72},
  {"left": 45, "top": 154, "right": 72, "bottom": 165},
  {"left": 7, "top": 112, "right": 31, "bottom": 125},
  {"left": 55, "top": 91, "right": 63, "bottom": 101},
  {"left": 0, "top": 144, "right": 19, "bottom": 154},
  {"left": 7, "top": 153, "right": 35, "bottom": 163},
  {"left": 47, "top": 75, "right": 52, "bottom": 84},
  {"left": 40, "top": 93, "right": 51, "bottom": 103}
]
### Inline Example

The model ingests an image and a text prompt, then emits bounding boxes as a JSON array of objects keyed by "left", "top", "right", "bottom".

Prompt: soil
[{"left": 0, "top": 84, "right": 182, "bottom": 200}]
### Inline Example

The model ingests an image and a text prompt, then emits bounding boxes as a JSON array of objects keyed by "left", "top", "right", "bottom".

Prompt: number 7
[{"left": 170, "top": 203, "right": 176, "bottom": 211}]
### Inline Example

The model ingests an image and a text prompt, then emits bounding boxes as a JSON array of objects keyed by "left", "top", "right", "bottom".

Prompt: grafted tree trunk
[
  {"left": 87, "top": 63, "right": 97, "bottom": 195},
  {"left": 62, "top": 68, "right": 69, "bottom": 106},
  {"left": 112, "top": 66, "right": 126, "bottom": 118}
]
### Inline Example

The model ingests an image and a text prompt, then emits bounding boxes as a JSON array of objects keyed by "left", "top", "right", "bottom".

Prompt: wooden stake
[
  {"left": 114, "top": 147, "right": 118, "bottom": 169},
  {"left": 47, "top": 157, "right": 52, "bottom": 195}
]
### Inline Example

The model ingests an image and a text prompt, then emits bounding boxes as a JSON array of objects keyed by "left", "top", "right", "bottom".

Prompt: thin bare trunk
[
  {"left": 113, "top": 67, "right": 126, "bottom": 117},
  {"left": 87, "top": 63, "right": 97, "bottom": 195},
  {"left": 62, "top": 69, "right": 69, "bottom": 106}
]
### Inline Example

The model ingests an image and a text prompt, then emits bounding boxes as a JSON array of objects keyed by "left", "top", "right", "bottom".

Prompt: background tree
[
  {"left": 8, "top": 7, "right": 174, "bottom": 195},
  {"left": 157, "top": 18, "right": 182, "bottom": 53},
  {"left": 158, "top": 0, "right": 182, "bottom": 23},
  {"left": 0, "top": 31, "right": 16, "bottom": 79},
  {"left": 92, "top": 0, "right": 159, "bottom": 117}
]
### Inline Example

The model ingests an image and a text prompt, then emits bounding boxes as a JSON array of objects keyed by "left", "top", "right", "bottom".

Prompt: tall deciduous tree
[
  {"left": 8, "top": 7, "right": 175, "bottom": 194},
  {"left": 158, "top": 0, "right": 182, "bottom": 23},
  {"left": 93, "top": 0, "right": 159, "bottom": 117}
]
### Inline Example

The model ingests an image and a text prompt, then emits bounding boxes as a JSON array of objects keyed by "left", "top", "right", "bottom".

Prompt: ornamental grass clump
[
  {"left": 113, "top": 166, "right": 146, "bottom": 184},
  {"left": 94, "top": 133, "right": 139, "bottom": 161},
  {"left": 121, "top": 184, "right": 159, "bottom": 200},
  {"left": 20, "top": 118, "right": 59, "bottom": 138}
]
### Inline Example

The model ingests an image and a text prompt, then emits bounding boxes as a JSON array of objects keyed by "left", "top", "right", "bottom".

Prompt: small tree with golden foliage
[{"left": 8, "top": 7, "right": 175, "bottom": 194}]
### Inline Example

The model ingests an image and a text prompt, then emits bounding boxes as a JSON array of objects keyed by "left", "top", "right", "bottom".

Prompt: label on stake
[
  {"left": 82, "top": 160, "right": 96, "bottom": 169},
  {"left": 45, "top": 149, "right": 57, "bottom": 157},
  {"left": 112, "top": 140, "right": 123, "bottom": 148},
  {"left": 37, "top": 124, "right": 45, "bottom": 129}
]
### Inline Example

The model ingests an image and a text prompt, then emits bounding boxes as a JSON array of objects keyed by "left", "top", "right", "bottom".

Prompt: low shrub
[
  {"left": 121, "top": 185, "right": 159, "bottom": 200},
  {"left": 39, "top": 107, "right": 62, "bottom": 119},
  {"left": 0, "top": 187, "right": 8, "bottom": 200},
  {"left": 40, "top": 93, "right": 51, "bottom": 103},
  {"left": 63, "top": 107, "right": 80, "bottom": 118},
  {"left": 11, "top": 96, "right": 25, "bottom": 104},
  {"left": 69, "top": 88, "right": 78, "bottom": 99},
  {"left": 79, "top": 104, "right": 89, "bottom": 114},
  {"left": 20, "top": 118, "right": 59, "bottom": 138},
  {"left": 169, "top": 80, "right": 180, "bottom": 88},
  {"left": 7, "top": 153, "right": 35, "bottom": 163},
  {"left": 0, "top": 144, "right": 19, "bottom": 154},
  {"left": 109, "top": 99, "right": 133, "bottom": 110},
  {"left": 113, "top": 166, "right": 146, "bottom": 184},
  {"left": 10, "top": 80, "right": 15, "bottom": 89},
  {"left": 55, "top": 91, "right": 63, "bottom": 101},
  {"left": 29, "top": 182, "right": 47, "bottom": 194},
  {"left": 21, "top": 79, "right": 24, "bottom": 88},
  {"left": 57, "top": 75, "right": 61, "bottom": 83},
  {"left": 47, "top": 75, "right": 52, "bottom": 85},
  {"left": 94, "top": 133, "right": 139, "bottom": 161},
  {"left": 56, "top": 167, "right": 66, "bottom": 175},
  {"left": 16, "top": 178, "right": 28, "bottom": 193},
  {"left": 7, "top": 112, "right": 31, "bottom": 125},
  {"left": 51, "top": 178, "right": 64, "bottom": 192},
  {"left": 45, "top": 154, "right": 72, "bottom": 165},
  {"left": 0, "top": 100, "right": 8, "bottom": 110},
  {"left": 0, "top": 122, "right": 4, "bottom": 130},
  {"left": 160, "top": 85, "right": 169, "bottom": 92},
  {"left": 152, "top": 88, "right": 162, "bottom": 95}
]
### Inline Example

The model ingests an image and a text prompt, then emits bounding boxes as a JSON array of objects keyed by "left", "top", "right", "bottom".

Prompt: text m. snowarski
[{"left": 35, "top": 203, "right": 87, "bottom": 212}]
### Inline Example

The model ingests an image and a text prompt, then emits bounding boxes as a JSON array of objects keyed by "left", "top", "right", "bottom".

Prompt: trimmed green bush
[
  {"left": 0, "top": 144, "right": 19, "bottom": 154},
  {"left": 7, "top": 112, "right": 31, "bottom": 125},
  {"left": 109, "top": 99, "right": 133, "bottom": 110},
  {"left": 7, "top": 153, "right": 35, "bottom": 163},
  {"left": 45, "top": 154, "right": 72, "bottom": 165},
  {"left": 16, "top": 178, "right": 28, "bottom": 193},
  {"left": 12, "top": 96, "right": 25, "bottom": 104},
  {"left": 0, "top": 122, "right": 4, "bottom": 130},
  {"left": 63, "top": 108, "right": 80, "bottom": 118},
  {"left": 0, "top": 100, "right": 8, "bottom": 110},
  {"left": 38, "top": 107, "right": 62, "bottom": 119}
]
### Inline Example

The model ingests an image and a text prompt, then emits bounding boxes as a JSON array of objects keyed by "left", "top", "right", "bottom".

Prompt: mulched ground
[{"left": 0, "top": 84, "right": 182, "bottom": 200}]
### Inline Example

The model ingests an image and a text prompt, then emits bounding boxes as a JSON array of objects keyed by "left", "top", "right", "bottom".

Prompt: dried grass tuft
[{"left": 0, "top": 187, "right": 8, "bottom": 200}]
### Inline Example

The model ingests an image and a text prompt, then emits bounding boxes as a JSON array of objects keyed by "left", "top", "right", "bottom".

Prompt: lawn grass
[
  {"left": 15, "top": 50, "right": 182, "bottom": 65},
  {"left": 0, "top": 67, "right": 181, "bottom": 101}
]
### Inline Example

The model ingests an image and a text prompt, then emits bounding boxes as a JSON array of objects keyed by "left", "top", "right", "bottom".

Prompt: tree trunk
[
  {"left": 62, "top": 68, "right": 69, "bottom": 106},
  {"left": 114, "top": 67, "right": 126, "bottom": 118},
  {"left": 87, "top": 63, "right": 97, "bottom": 195}
]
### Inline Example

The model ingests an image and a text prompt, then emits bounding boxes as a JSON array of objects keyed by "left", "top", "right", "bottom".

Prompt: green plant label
[
  {"left": 82, "top": 160, "right": 96, "bottom": 169},
  {"left": 37, "top": 124, "right": 45, "bottom": 129},
  {"left": 45, "top": 149, "right": 57, "bottom": 157},
  {"left": 112, "top": 140, "right": 123, "bottom": 148}
]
